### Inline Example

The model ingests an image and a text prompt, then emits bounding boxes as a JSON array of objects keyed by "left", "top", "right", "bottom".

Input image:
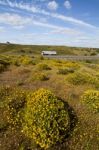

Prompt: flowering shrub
[
  {"left": 9, "top": 55, "right": 35, "bottom": 66},
  {"left": 64, "top": 61, "right": 80, "bottom": 69},
  {"left": 6, "top": 88, "right": 27, "bottom": 127},
  {"left": 20, "top": 56, "right": 34, "bottom": 65},
  {"left": 38, "top": 63, "right": 51, "bottom": 71},
  {"left": 0, "top": 86, "right": 27, "bottom": 130},
  {"left": 31, "top": 72, "right": 49, "bottom": 81},
  {"left": 81, "top": 90, "right": 99, "bottom": 112},
  {"left": 22, "top": 88, "right": 70, "bottom": 149},
  {"left": 66, "top": 72, "right": 99, "bottom": 87},
  {"left": 0, "top": 86, "right": 11, "bottom": 102}
]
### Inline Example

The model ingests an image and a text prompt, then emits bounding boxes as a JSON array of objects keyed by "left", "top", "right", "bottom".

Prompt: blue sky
[{"left": 0, "top": 0, "right": 99, "bottom": 48}]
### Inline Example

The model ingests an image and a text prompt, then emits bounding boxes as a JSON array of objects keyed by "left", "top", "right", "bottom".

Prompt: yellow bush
[
  {"left": 20, "top": 56, "right": 34, "bottom": 65},
  {"left": 81, "top": 90, "right": 99, "bottom": 112},
  {"left": 64, "top": 61, "right": 80, "bottom": 69},
  {"left": 7, "top": 89, "right": 27, "bottom": 127},
  {"left": 30, "top": 72, "right": 49, "bottom": 81},
  {"left": 22, "top": 88, "right": 70, "bottom": 149},
  {"left": 0, "top": 86, "right": 27, "bottom": 129},
  {"left": 38, "top": 63, "right": 51, "bottom": 71},
  {"left": 66, "top": 71, "right": 99, "bottom": 87}
]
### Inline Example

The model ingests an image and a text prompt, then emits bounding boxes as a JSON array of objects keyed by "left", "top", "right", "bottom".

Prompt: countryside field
[{"left": 0, "top": 44, "right": 99, "bottom": 150}]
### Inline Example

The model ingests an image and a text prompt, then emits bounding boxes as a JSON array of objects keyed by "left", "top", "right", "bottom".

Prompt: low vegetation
[
  {"left": 23, "top": 89, "right": 70, "bottom": 149},
  {"left": 57, "top": 68, "right": 75, "bottom": 75},
  {"left": 66, "top": 71, "right": 99, "bottom": 87},
  {"left": 0, "top": 46, "right": 99, "bottom": 150},
  {"left": 38, "top": 63, "right": 51, "bottom": 71},
  {"left": 81, "top": 90, "right": 99, "bottom": 113},
  {"left": 30, "top": 72, "right": 49, "bottom": 81}
]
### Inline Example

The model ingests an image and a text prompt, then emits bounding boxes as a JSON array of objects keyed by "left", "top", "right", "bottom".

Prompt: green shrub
[
  {"left": 66, "top": 72, "right": 99, "bottom": 86},
  {"left": 38, "top": 64, "right": 51, "bottom": 71},
  {"left": 6, "top": 89, "right": 27, "bottom": 127},
  {"left": 66, "top": 72, "right": 88, "bottom": 85},
  {"left": 10, "top": 56, "right": 35, "bottom": 66},
  {"left": 20, "top": 56, "right": 33, "bottom": 65},
  {"left": 22, "top": 88, "right": 70, "bottom": 149},
  {"left": 0, "top": 59, "right": 10, "bottom": 73},
  {"left": 81, "top": 90, "right": 99, "bottom": 112},
  {"left": 0, "top": 86, "right": 27, "bottom": 129},
  {"left": 64, "top": 61, "right": 80, "bottom": 69},
  {"left": 31, "top": 72, "right": 49, "bottom": 81},
  {"left": 57, "top": 68, "right": 75, "bottom": 75},
  {"left": 0, "top": 86, "right": 12, "bottom": 103}
]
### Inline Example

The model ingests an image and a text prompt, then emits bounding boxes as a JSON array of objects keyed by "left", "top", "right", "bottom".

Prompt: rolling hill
[{"left": 0, "top": 43, "right": 99, "bottom": 56}]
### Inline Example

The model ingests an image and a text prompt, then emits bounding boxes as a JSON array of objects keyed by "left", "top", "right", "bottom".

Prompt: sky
[{"left": 0, "top": 0, "right": 99, "bottom": 48}]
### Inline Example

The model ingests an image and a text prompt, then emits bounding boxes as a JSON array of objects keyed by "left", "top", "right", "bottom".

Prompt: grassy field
[{"left": 0, "top": 44, "right": 99, "bottom": 150}]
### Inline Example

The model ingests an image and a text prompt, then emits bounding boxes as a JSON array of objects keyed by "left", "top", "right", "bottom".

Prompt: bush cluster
[
  {"left": 6, "top": 89, "right": 27, "bottom": 127},
  {"left": 0, "top": 86, "right": 27, "bottom": 127},
  {"left": 66, "top": 72, "right": 99, "bottom": 87},
  {"left": 7, "top": 55, "right": 35, "bottom": 66},
  {"left": 64, "top": 62, "right": 80, "bottom": 69},
  {"left": 81, "top": 90, "right": 99, "bottom": 112},
  {"left": 57, "top": 68, "right": 75, "bottom": 75},
  {"left": 38, "top": 63, "right": 51, "bottom": 71},
  {"left": 30, "top": 72, "right": 49, "bottom": 81},
  {"left": 0, "top": 86, "right": 12, "bottom": 102},
  {"left": 22, "top": 88, "right": 70, "bottom": 149},
  {"left": 20, "top": 56, "right": 34, "bottom": 65}
]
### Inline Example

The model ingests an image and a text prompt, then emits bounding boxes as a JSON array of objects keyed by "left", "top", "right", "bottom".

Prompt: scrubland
[{"left": 0, "top": 51, "right": 99, "bottom": 150}]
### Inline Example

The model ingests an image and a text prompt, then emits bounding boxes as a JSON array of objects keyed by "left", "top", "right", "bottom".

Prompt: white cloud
[
  {"left": 64, "top": 1, "right": 72, "bottom": 9},
  {"left": 0, "top": 0, "right": 97, "bottom": 28},
  {"left": 32, "top": 20, "right": 81, "bottom": 35},
  {"left": 0, "top": 13, "right": 32, "bottom": 28},
  {"left": 0, "top": 12, "right": 81, "bottom": 35},
  {"left": 47, "top": 1, "right": 58, "bottom": 10}
]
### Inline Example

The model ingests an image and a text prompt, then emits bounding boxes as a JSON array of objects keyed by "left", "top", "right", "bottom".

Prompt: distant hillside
[{"left": 0, "top": 43, "right": 99, "bottom": 56}]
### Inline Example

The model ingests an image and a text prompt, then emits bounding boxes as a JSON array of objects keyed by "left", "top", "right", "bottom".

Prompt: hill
[{"left": 0, "top": 43, "right": 99, "bottom": 56}]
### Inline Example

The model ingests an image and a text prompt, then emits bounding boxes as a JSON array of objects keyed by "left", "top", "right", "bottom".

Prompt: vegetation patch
[
  {"left": 22, "top": 88, "right": 70, "bottom": 149},
  {"left": 64, "top": 61, "right": 80, "bottom": 69},
  {"left": 81, "top": 90, "right": 99, "bottom": 113},
  {"left": 0, "top": 58, "right": 10, "bottom": 73},
  {"left": 38, "top": 63, "right": 51, "bottom": 71},
  {"left": 7, "top": 89, "right": 27, "bottom": 128},
  {"left": 0, "top": 86, "right": 27, "bottom": 129},
  {"left": 57, "top": 68, "right": 75, "bottom": 75},
  {"left": 30, "top": 72, "right": 49, "bottom": 81},
  {"left": 66, "top": 71, "right": 99, "bottom": 87}
]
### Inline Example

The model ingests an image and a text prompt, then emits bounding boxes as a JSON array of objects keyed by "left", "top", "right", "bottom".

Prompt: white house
[{"left": 41, "top": 51, "right": 57, "bottom": 55}]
